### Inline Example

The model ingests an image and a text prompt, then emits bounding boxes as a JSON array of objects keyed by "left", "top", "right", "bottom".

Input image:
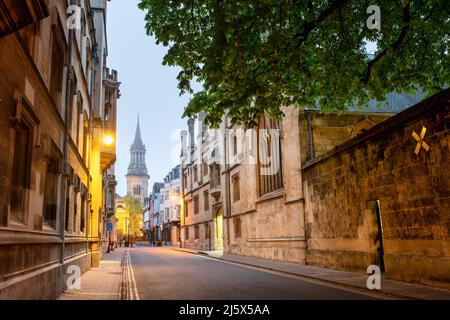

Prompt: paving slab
[{"left": 58, "top": 249, "right": 124, "bottom": 300}]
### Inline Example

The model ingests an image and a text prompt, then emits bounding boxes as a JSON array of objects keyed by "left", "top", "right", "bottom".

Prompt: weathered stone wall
[
  {"left": 299, "top": 112, "right": 393, "bottom": 165},
  {"left": 303, "top": 90, "right": 450, "bottom": 289},
  {"left": 223, "top": 108, "right": 307, "bottom": 262},
  {"left": 0, "top": 1, "right": 113, "bottom": 299},
  {"left": 182, "top": 180, "right": 215, "bottom": 250},
  {"left": 223, "top": 108, "right": 392, "bottom": 264}
]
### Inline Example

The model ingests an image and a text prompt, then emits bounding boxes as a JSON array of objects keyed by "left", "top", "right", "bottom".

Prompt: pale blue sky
[{"left": 107, "top": 0, "right": 197, "bottom": 196}]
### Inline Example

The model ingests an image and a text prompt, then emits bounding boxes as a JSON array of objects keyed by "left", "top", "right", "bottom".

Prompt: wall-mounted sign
[{"left": 412, "top": 127, "right": 430, "bottom": 156}]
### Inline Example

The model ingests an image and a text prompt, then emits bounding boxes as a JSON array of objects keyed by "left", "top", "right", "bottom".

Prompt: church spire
[
  {"left": 133, "top": 114, "right": 144, "bottom": 147},
  {"left": 127, "top": 115, "right": 148, "bottom": 178}
]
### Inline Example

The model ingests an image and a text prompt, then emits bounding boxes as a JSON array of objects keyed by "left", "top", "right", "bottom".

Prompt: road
[{"left": 128, "top": 247, "right": 383, "bottom": 300}]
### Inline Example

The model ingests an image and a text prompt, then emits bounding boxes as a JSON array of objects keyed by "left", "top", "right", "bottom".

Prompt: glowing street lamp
[{"left": 103, "top": 135, "right": 114, "bottom": 146}]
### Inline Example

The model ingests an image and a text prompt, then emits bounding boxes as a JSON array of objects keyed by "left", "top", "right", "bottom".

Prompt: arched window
[
  {"left": 134, "top": 185, "right": 141, "bottom": 196},
  {"left": 351, "top": 119, "right": 375, "bottom": 138}
]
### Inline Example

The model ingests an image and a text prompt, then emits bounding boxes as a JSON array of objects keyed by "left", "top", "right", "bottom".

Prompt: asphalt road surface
[{"left": 128, "top": 247, "right": 383, "bottom": 300}]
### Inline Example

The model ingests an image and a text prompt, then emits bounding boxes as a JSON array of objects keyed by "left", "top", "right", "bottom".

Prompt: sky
[{"left": 107, "top": 0, "right": 198, "bottom": 196}]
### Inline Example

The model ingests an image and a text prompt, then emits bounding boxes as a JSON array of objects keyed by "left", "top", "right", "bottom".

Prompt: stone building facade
[
  {"left": 160, "top": 165, "right": 181, "bottom": 245},
  {"left": 149, "top": 182, "right": 164, "bottom": 243},
  {"left": 0, "top": 0, "right": 119, "bottom": 299},
  {"left": 303, "top": 89, "right": 449, "bottom": 289},
  {"left": 180, "top": 93, "right": 423, "bottom": 259},
  {"left": 180, "top": 116, "right": 222, "bottom": 251}
]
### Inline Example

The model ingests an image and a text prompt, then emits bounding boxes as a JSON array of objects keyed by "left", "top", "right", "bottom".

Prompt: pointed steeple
[
  {"left": 133, "top": 114, "right": 144, "bottom": 147},
  {"left": 127, "top": 115, "right": 148, "bottom": 177}
]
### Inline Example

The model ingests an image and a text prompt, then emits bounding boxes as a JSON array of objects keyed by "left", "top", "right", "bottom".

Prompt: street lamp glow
[{"left": 103, "top": 135, "right": 114, "bottom": 146}]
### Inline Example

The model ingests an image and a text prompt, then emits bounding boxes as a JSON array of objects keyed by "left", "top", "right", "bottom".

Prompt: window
[
  {"left": 352, "top": 119, "right": 375, "bottom": 138},
  {"left": 134, "top": 185, "right": 141, "bottom": 196},
  {"left": 50, "top": 28, "right": 64, "bottom": 110},
  {"left": 185, "top": 227, "right": 189, "bottom": 240},
  {"left": 183, "top": 172, "right": 187, "bottom": 190},
  {"left": 75, "top": 92, "right": 82, "bottom": 146},
  {"left": 205, "top": 223, "right": 210, "bottom": 241},
  {"left": 10, "top": 119, "right": 32, "bottom": 223},
  {"left": 193, "top": 165, "right": 198, "bottom": 183},
  {"left": 202, "top": 161, "right": 208, "bottom": 176},
  {"left": 232, "top": 174, "right": 240, "bottom": 203},
  {"left": 233, "top": 216, "right": 242, "bottom": 239},
  {"left": 65, "top": 170, "right": 72, "bottom": 232},
  {"left": 203, "top": 191, "right": 209, "bottom": 211},
  {"left": 80, "top": 186, "right": 86, "bottom": 233},
  {"left": 194, "top": 196, "right": 199, "bottom": 214},
  {"left": 43, "top": 150, "right": 60, "bottom": 230},
  {"left": 67, "top": 71, "right": 77, "bottom": 135},
  {"left": 257, "top": 116, "right": 283, "bottom": 196},
  {"left": 82, "top": 116, "right": 89, "bottom": 161},
  {"left": 194, "top": 225, "right": 200, "bottom": 240},
  {"left": 19, "top": 22, "right": 39, "bottom": 59},
  {"left": 210, "top": 163, "right": 221, "bottom": 189},
  {"left": 73, "top": 175, "right": 80, "bottom": 233},
  {"left": 185, "top": 201, "right": 189, "bottom": 218},
  {"left": 233, "top": 135, "right": 238, "bottom": 156}
]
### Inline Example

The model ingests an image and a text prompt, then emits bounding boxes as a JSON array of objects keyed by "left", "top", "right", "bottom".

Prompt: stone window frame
[
  {"left": 42, "top": 140, "right": 63, "bottom": 231},
  {"left": 203, "top": 190, "right": 209, "bottom": 211},
  {"left": 194, "top": 224, "right": 200, "bottom": 240},
  {"left": 134, "top": 185, "right": 141, "bottom": 196},
  {"left": 184, "top": 200, "right": 189, "bottom": 218},
  {"left": 8, "top": 93, "right": 40, "bottom": 228},
  {"left": 202, "top": 160, "right": 208, "bottom": 177},
  {"left": 351, "top": 119, "right": 376, "bottom": 138},
  {"left": 193, "top": 195, "right": 199, "bottom": 215},
  {"left": 49, "top": 9, "right": 67, "bottom": 113},
  {"left": 204, "top": 222, "right": 210, "bottom": 241},
  {"left": 256, "top": 115, "right": 284, "bottom": 197},
  {"left": 232, "top": 173, "right": 240, "bottom": 203},
  {"left": 193, "top": 164, "right": 198, "bottom": 183},
  {"left": 233, "top": 216, "right": 242, "bottom": 239},
  {"left": 185, "top": 226, "right": 189, "bottom": 240}
]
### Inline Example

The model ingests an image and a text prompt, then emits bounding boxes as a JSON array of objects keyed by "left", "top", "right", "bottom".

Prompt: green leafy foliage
[
  {"left": 138, "top": 0, "right": 449, "bottom": 127},
  {"left": 124, "top": 195, "right": 143, "bottom": 235}
]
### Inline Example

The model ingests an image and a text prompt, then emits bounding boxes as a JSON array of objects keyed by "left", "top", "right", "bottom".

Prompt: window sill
[{"left": 255, "top": 189, "right": 285, "bottom": 204}]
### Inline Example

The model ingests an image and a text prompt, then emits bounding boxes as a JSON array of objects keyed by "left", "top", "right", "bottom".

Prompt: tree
[
  {"left": 124, "top": 195, "right": 143, "bottom": 236},
  {"left": 138, "top": 0, "right": 449, "bottom": 127}
]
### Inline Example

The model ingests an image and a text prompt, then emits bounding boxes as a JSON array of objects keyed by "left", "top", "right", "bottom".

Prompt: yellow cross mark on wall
[{"left": 412, "top": 127, "right": 430, "bottom": 155}]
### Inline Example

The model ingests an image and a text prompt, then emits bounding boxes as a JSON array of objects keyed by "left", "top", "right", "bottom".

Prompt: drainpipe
[
  {"left": 306, "top": 112, "right": 315, "bottom": 161},
  {"left": 61, "top": 3, "right": 74, "bottom": 274},
  {"left": 224, "top": 116, "right": 232, "bottom": 250}
]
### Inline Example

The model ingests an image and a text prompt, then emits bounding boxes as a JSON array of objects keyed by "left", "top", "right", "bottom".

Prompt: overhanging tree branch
[
  {"left": 294, "top": 0, "right": 351, "bottom": 48},
  {"left": 362, "top": 2, "right": 411, "bottom": 85}
]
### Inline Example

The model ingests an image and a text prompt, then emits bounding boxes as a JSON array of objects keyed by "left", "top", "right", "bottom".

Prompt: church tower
[{"left": 126, "top": 116, "right": 149, "bottom": 206}]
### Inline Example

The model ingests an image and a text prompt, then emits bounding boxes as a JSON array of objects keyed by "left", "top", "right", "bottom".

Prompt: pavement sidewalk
[
  {"left": 58, "top": 249, "right": 124, "bottom": 300},
  {"left": 171, "top": 246, "right": 450, "bottom": 300}
]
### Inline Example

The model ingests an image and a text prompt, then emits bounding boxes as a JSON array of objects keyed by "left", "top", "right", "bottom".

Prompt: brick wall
[{"left": 303, "top": 89, "right": 450, "bottom": 289}]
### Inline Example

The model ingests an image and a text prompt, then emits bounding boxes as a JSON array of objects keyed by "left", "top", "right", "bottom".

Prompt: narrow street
[{"left": 127, "top": 247, "right": 380, "bottom": 300}]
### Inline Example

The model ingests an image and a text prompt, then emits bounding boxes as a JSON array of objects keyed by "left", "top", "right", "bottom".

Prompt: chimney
[
  {"left": 198, "top": 112, "right": 207, "bottom": 138},
  {"left": 188, "top": 118, "right": 195, "bottom": 153},
  {"left": 180, "top": 130, "right": 188, "bottom": 157}
]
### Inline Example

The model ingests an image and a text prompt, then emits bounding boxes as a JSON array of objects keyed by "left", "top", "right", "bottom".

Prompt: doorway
[
  {"left": 371, "top": 200, "right": 385, "bottom": 273},
  {"left": 214, "top": 208, "right": 224, "bottom": 251}
]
